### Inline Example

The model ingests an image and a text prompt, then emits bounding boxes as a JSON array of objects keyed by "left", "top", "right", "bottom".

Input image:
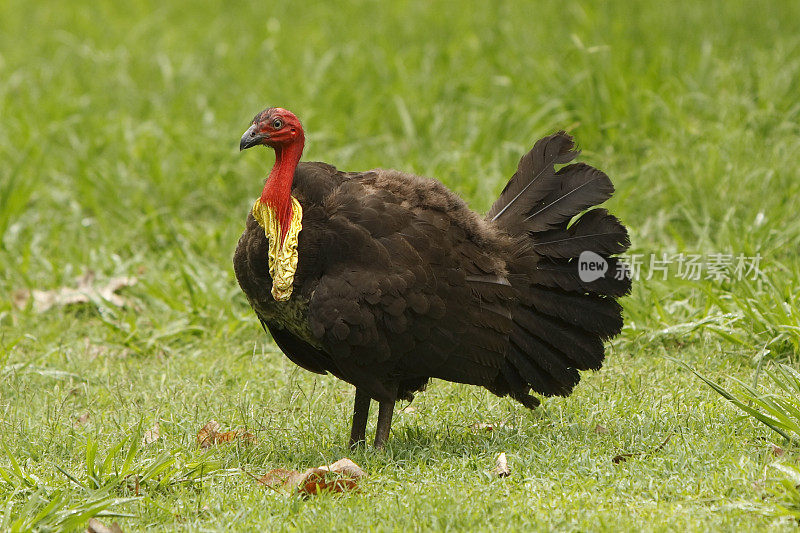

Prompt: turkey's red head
[{"left": 240, "top": 107, "right": 304, "bottom": 151}]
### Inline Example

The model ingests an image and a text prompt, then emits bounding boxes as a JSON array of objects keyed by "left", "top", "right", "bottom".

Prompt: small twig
[{"left": 240, "top": 467, "right": 261, "bottom": 483}]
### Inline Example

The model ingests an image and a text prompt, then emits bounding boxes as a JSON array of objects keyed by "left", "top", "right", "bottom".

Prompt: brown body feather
[{"left": 234, "top": 132, "right": 631, "bottom": 412}]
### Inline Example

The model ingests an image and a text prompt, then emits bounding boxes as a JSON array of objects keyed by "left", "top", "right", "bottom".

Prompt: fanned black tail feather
[
  {"left": 530, "top": 208, "right": 629, "bottom": 259},
  {"left": 488, "top": 132, "right": 631, "bottom": 406},
  {"left": 488, "top": 131, "right": 579, "bottom": 225}
]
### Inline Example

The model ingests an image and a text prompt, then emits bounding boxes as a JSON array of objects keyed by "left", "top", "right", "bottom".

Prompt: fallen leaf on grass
[
  {"left": 15, "top": 271, "right": 138, "bottom": 312},
  {"left": 612, "top": 453, "right": 634, "bottom": 464},
  {"left": 196, "top": 420, "right": 256, "bottom": 448},
  {"left": 142, "top": 423, "right": 160, "bottom": 446},
  {"left": 86, "top": 517, "right": 124, "bottom": 533},
  {"left": 257, "top": 468, "right": 306, "bottom": 490},
  {"left": 594, "top": 424, "right": 609, "bottom": 435},
  {"left": 772, "top": 444, "right": 785, "bottom": 457},
  {"left": 256, "top": 457, "right": 367, "bottom": 496},
  {"left": 318, "top": 458, "right": 367, "bottom": 478},
  {"left": 11, "top": 290, "right": 28, "bottom": 309},
  {"left": 613, "top": 434, "right": 672, "bottom": 464},
  {"left": 297, "top": 468, "right": 361, "bottom": 495},
  {"left": 493, "top": 452, "right": 511, "bottom": 477},
  {"left": 73, "top": 413, "right": 90, "bottom": 428}
]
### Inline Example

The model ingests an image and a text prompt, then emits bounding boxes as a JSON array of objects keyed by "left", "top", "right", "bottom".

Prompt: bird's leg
[
  {"left": 374, "top": 399, "right": 395, "bottom": 449},
  {"left": 349, "top": 388, "right": 371, "bottom": 449}
]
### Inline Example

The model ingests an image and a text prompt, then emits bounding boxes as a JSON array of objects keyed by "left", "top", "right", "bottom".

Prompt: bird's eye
[{"left": 272, "top": 119, "right": 284, "bottom": 129}]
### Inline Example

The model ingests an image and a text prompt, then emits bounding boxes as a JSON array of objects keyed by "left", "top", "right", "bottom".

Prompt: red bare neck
[{"left": 261, "top": 139, "right": 304, "bottom": 242}]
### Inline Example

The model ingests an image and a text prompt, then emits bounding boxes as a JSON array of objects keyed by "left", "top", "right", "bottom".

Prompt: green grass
[{"left": 2, "top": 0, "right": 800, "bottom": 530}]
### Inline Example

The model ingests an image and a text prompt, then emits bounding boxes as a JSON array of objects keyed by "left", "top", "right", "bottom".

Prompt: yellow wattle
[{"left": 251, "top": 196, "right": 303, "bottom": 301}]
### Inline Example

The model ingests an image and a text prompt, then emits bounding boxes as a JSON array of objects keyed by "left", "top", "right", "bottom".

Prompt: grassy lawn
[{"left": 2, "top": 0, "right": 800, "bottom": 530}]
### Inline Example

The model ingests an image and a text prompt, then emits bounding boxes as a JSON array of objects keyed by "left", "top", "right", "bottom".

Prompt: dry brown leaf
[
  {"left": 142, "top": 423, "right": 160, "bottom": 446},
  {"left": 298, "top": 468, "right": 360, "bottom": 495},
  {"left": 86, "top": 517, "right": 124, "bottom": 533},
  {"left": 15, "top": 271, "right": 138, "bottom": 313},
  {"left": 318, "top": 457, "right": 367, "bottom": 478},
  {"left": 493, "top": 452, "right": 511, "bottom": 477},
  {"left": 73, "top": 413, "right": 90, "bottom": 428},
  {"left": 12, "top": 290, "right": 28, "bottom": 309},
  {"left": 197, "top": 420, "right": 222, "bottom": 448},
  {"left": 229, "top": 430, "right": 256, "bottom": 446},
  {"left": 257, "top": 457, "right": 366, "bottom": 496},
  {"left": 257, "top": 468, "right": 305, "bottom": 490},
  {"left": 594, "top": 424, "right": 609, "bottom": 435},
  {"left": 213, "top": 431, "right": 239, "bottom": 445},
  {"left": 196, "top": 420, "right": 256, "bottom": 448},
  {"left": 772, "top": 444, "right": 786, "bottom": 457}
]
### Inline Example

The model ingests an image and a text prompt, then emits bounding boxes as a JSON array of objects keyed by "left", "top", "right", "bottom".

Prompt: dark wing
[
  {"left": 305, "top": 174, "right": 516, "bottom": 402},
  {"left": 262, "top": 319, "right": 327, "bottom": 375}
]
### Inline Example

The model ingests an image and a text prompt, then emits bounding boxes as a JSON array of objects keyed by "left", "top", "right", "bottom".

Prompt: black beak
[{"left": 240, "top": 124, "right": 265, "bottom": 151}]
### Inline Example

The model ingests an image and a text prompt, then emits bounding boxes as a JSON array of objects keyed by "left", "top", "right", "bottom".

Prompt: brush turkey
[{"left": 234, "top": 107, "right": 631, "bottom": 448}]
